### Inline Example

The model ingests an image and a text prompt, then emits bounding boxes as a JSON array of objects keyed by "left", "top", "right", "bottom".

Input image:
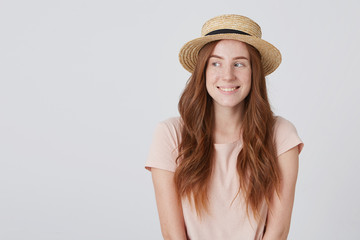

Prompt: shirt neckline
[{"left": 213, "top": 138, "right": 242, "bottom": 146}]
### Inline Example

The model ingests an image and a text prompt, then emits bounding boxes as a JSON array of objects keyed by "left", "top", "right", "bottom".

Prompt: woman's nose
[{"left": 222, "top": 65, "right": 235, "bottom": 81}]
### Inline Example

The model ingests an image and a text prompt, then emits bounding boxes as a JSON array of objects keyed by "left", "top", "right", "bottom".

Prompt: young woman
[{"left": 145, "top": 14, "right": 304, "bottom": 240}]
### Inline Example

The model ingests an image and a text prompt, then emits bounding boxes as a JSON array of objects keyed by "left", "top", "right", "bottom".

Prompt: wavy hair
[{"left": 174, "top": 40, "right": 280, "bottom": 220}]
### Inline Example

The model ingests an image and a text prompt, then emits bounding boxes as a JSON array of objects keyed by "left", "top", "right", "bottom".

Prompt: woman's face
[{"left": 205, "top": 40, "right": 251, "bottom": 112}]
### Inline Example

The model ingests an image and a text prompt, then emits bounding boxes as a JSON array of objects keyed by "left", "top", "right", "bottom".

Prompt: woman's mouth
[{"left": 217, "top": 86, "right": 240, "bottom": 93}]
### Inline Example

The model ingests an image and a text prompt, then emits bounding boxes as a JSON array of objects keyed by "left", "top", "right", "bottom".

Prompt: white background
[{"left": 0, "top": 0, "right": 359, "bottom": 239}]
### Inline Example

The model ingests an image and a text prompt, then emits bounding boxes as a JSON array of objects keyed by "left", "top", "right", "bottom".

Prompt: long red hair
[{"left": 174, "top": 40, "right": 280, "bottom": 220}]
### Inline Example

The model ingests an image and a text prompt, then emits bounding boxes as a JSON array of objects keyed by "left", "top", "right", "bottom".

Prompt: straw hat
[{"left": 179, "top": 14, "right": 281, "bottom": 76}]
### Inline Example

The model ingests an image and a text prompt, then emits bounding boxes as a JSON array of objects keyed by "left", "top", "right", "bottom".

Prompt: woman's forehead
[{"left": 211, "top": 40, "right": 250, "bottom": 58}]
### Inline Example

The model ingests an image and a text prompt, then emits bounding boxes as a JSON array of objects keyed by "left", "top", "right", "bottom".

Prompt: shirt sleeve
[
  {"left": 145, "top": 121, "right": 179, "bottom": 172},
  {"left": 274, "top": 116, "right": 304, "bottom": 157}
]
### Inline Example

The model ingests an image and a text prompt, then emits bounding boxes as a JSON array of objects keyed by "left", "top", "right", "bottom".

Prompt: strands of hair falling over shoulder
[
  {"left": 175, "top": 41, "right": 218, "bottom": 218},
  {"left": 236, "top": 45, "right": 280, "bottom": 221}
]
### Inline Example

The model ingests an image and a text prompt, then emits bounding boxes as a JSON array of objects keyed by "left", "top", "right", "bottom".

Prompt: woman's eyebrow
[
  {"left": 233, "top": 56, "right": 249, "bottom": 60},
  {"left": 209, "top": 55, "right": 224, "bottom": 59},
  {"left": 209, "top": 55, "right": 249, "bottom": 60}
]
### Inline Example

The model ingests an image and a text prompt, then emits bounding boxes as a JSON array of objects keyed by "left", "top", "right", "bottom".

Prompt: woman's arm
[
  {"left": 262, "top": 146, "right": 300, "bottom": 240},
  {"left": 151, "top": 168, "right": 188, "bottom": 240}
]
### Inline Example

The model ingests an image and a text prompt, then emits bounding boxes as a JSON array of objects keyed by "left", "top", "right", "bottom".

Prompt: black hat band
[{"left": 205, "top": 29, "right": 251, "bottom": 36}]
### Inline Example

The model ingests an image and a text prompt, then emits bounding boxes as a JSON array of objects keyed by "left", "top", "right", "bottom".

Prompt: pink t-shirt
[{"left": 145, "top": 116, "right": 304, "bottom": 240}]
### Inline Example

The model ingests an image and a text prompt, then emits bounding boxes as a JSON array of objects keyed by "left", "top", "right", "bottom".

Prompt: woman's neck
[{"left": 213, "top": 103, "right": 244, "bottom": 144}]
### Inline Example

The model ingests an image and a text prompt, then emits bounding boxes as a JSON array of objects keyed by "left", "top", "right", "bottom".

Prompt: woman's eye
[
  {"left": 212, "top": 62, "right": 220, "bottom": 67},
  {"left": 234, "top": 62, "right": 244, "bottom": 67}
]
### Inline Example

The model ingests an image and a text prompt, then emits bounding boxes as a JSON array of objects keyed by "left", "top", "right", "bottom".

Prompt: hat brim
[{"left": 179, "top": 34, "right": 281, "bottom": 76}]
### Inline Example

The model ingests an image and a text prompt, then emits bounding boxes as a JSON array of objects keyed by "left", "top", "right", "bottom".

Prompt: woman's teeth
[{"left": 218, "top": 87, "right": 239, "bottom": 92}]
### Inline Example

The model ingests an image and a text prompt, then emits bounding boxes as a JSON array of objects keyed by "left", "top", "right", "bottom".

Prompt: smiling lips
[{"left": 217, "top": 86, "right": 240, "bottom": 93}]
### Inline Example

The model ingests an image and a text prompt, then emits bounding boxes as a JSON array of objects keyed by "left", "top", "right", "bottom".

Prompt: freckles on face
[{"left": 205, "top": 40, "right": 252, "bottom": 109}]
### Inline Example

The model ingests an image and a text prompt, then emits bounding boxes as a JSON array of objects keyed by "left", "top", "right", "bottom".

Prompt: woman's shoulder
[
  {"left": 158, "top": 116, "right": 183, "bottom": 133},
  {"left": 160, "top": 116, "right": 183, "bottom": 128},
  {"left": 273, "top": 115, "right": 298, "bottom": 133},
  {"left": 273, "top": 115, "right": 304, "bottom": 155},
  {"left": 146, "top": 117, "right": 183, "bottom": 172},
  {"left": 155, "top": 116, "right": 183, "bottom": 145}
]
